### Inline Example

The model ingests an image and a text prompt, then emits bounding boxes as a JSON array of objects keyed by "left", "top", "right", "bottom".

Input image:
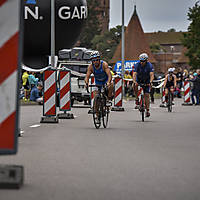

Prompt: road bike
[{"left": 87, "top": 85, "right": 111, "bottom": 129}]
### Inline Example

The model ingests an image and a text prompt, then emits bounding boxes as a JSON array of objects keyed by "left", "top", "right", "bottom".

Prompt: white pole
[
  {"left": 51, "top": 0, "right": 55, "bottom": 68},
  {"left": 121, "top": 0, "right": 125, "bottom": 97},
  {"left": 121, "top": 0, "right": 125, "bottom": 79}
]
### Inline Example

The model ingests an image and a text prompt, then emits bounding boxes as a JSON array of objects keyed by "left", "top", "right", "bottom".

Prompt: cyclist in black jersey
[{"left": 163, "top": 68, "right": 177, "bottom": 104}]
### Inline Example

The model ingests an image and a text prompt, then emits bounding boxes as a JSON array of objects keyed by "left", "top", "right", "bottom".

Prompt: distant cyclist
[
  {"left": 133, "top": 53, "right": 154, "bottom": 117},
  {"left": 163, "top": 68, "right": 177, "bottom": 104},
  {"left": 84, "top": 51, "right": 114, "bottom": 100}
]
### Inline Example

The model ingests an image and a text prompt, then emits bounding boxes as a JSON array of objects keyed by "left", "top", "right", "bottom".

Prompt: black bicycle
[
  {"left": 138, "top": 84, "right": 146, "bottom": 122},
  {"left": 167, "top": 89, "right": 173, "bottom": 112},
  {"left": 87, "top": 84, "right": 111, "bottom": 129}
]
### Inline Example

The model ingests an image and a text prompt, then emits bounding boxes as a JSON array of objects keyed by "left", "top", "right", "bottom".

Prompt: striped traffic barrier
[
  {"left": 111, "top": 77, "right": 125, "bottom": 111},
  {"left": 40, "top": 69, "right": 58, "bottom": 123},
  {"left": 182, "top": 81, "right": 193, "bottom": 106},
  {"left": 0, "top": 4, "right": 19, "bottom": 154},
  {"left": 57, "top": 69, "right": 74, "bottom": 119},
  {"left": 0, "top": 0, "right": 24, "bottom": 188},
  {"left": 160, "top": 86, "right": 166, "bottom": 107},
  {"left": 88, "top": 76, "right": 95, "bottom": 114}
]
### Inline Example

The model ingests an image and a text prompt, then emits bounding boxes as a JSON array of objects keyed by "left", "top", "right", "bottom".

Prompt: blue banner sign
[{"left": 114, "top": 60, "right": 139, "bottom": 73}]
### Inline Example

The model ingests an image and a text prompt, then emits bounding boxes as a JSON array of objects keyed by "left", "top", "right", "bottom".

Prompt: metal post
[
  {"left": 51, "top": 0, "right": 55, "bottom": 68},
  {"left": 121, "top": 0, "right": 125, "bottom": 96}
]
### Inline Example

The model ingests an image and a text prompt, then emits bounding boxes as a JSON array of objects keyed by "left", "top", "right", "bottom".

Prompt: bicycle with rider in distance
[{"left": 87, "top": 84, "right": 111, "bottom": 129}]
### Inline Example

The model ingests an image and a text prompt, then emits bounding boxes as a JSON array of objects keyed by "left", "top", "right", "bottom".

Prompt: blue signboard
[{"left": 114, "top": 60, "right": 139, "bottom": 73}]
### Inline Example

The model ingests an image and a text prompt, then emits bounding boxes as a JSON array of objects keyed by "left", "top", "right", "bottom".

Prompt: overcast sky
[{"left": 109, "top": 0, "right": 198, "bottom": 32}]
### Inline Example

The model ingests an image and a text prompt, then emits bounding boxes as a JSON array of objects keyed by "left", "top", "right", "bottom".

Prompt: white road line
[{"left": 30, "top": 124, "right": 41, "bottom": 128}]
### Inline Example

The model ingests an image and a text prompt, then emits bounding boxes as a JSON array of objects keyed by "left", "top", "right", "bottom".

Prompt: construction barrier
[
  {"left": 182, "top": 81, "right": 193, "bottom": 106},
  {"left": 112, "top": 77, "right": 125, "bottom": 111},
  {"left": 57, "top": 69, "right": 74, "bottom": 119},
  {"left": 88, "top": 76, "right": 95, "bottom": 114},
  {"left": 40, "top": 69, "right": 58, "bottom": 123},
  {"left": 160, "top": 86, "right": 166, "bottom": 107}
]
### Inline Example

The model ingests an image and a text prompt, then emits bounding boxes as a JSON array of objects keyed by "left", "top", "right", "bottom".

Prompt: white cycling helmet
[
  {"left": 139, "top": 53, "right": 148, "bottom": 61},
  {"left": 90, "top": 51, "right": 100, "bottom": 59},
  {"left": 168, "top": 68, "right": 174, "bottom": 73}
]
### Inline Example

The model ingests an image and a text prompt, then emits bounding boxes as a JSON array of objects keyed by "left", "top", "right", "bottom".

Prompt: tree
[
  {"left": 167, "top": 28, "right": 176, "bottom": 32},
  {"left": 78, "top": 0, "right": 101, "bottom": 48},
  {"left": 91, "top": 25, "right": 123, "bottom": 62},
  {"left": 182, "top": 1, "right": 200, "bottom": 69}
]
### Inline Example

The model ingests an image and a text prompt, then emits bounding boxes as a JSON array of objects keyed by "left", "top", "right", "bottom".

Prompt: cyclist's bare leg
[
  {"left": 165, "top": 88, "right": 169, "bottom": 102},
  {"left": 107, "top": 82, "right": 114, "bottom": 100},
  {"left": 170, "top": 87, "right": 174, "bottom": 101},
  {"left": 134, "top": 84, "right": 139, "bottom": 103},
  {"left": 144, "top": 93, "right": 150, "bottom": 111}
]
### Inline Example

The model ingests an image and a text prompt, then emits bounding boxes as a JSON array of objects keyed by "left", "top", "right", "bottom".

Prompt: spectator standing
[
  {"left": 189, "top": 72, "right": 200, "bottom": 105},
  {"left": 176, "top": 67, "right": 183, "bottom": 98},
  {"left": 22, "top": 70, "right": 30, "bottom": 100},
  {"left": 124, "top": 70, "right": 133, "bottom": 97},
  {"left": 28, "top": 71, "right": 39, "bottom": 89}
]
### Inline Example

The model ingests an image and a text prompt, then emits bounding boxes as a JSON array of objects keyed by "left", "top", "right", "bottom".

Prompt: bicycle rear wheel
[
  {"left": 102, "top": 103, "right": 109, "bottom": 128},
  {"left": 93, "top": 96, "right": 101, "bottom": 129}
]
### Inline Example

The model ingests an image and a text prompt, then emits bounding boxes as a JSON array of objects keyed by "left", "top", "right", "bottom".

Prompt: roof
[
  {"left": 177, "top": 47, "right": 189, "bottom": 63},
  {"left": 145, "top": 32, "right": 185, "bottom": 45},
  {"left": 110, "top": 6, "right": 156, "bottom": 64}
]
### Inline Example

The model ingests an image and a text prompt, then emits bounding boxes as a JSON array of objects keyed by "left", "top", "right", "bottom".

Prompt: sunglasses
[
  {"left": 140, "top": 60, "right": 146, "bottom": 63},
  {"left": 92, "top": 59, "right": 100, "bottom": 62}
]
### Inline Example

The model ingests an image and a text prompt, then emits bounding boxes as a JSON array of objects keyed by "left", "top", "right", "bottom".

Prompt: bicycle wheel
[
  {"left": 168, "top": 92, "right": 172, "bottom": 112},
  {"left": 93, "top": 96, "right": 101, "bottom": 129},
  {"left": 102, "top": 100, "right": 109, "bottom": 128},
  {"left": 141, "top": 95, "right": 145, "bottom": 122}
]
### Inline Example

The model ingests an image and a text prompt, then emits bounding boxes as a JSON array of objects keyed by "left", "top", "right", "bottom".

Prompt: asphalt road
[{"left": 0, "top": 98, "right": 200, "bottom": 200}]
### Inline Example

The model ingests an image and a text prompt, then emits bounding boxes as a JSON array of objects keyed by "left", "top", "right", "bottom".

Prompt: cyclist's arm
[
  {"left": 173, "top": 74, "right": 177, "bottom": 88},
  {"left": 84, "top": 64, "right": 93, "bottom": 85},
  {"left": 103, "top": 62, "right": 112, "bottom": 85},
  {"left": 150, "top": 72, "right": 154, "bottom": 84},
  {"left": 163, "top": 75, "right": 168, "bottom": 88},
  {"left": 133, "top": 72, "right": 137, "bottom": 84}
]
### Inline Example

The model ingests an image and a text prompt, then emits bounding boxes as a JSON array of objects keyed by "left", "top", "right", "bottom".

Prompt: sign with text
[
  {"left": 22, "top": 0, "right": 87, "bottom": 69},
  {"left": 114, "top": 60, "right": 138, "bottom": 73}
]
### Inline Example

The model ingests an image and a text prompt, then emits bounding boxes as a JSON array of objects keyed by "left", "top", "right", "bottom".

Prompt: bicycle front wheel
[
  {"left": 102, "top": 103, "right": 109, "bottom": 128},
  {"left": 93, "top": 96, "right": 101, "bottom": 129},
  {"left": 141, "top": 96, "right": 145, "bottom": 122},
  {"left": 168, "top": 93, "right": 172, "bottom": 112}
]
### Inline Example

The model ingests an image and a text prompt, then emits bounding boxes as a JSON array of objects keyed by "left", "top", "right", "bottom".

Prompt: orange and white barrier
[
  {"left": 160, "top": 86, "right": 166, "bottom": 107},
  {"left": 182, "top": 81, "right": 192, "bottom": 106},
  {"left": 43, "top": 69, "right": 57, "bottom": 116},
  {"left": 0, "top": 0, "right": 19, "bottom": 154},
  {"left": 112, "top": 77, "right": 124, "bottom": 111},
  {"left": 90, "top": 76, "right": 95, "bottom": 108},
  {"left": 59, "top": 70, "right": 71, "bottom": 111}
]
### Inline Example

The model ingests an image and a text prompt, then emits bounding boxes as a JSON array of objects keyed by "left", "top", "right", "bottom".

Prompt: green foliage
[
  {"left": 91, "top": 26, "right": 123, "bottom": 62},
  {"left": 167, "top": 28, "right": 176, "bottom": 32},
  {"left": 79, "top": 0, "right": 101, "bottom": 48},
  {"left": 150, "top": 43, "right": 162, "bottom": 53},
  {"left": 182, "top": 1, "right": 200, "bottom": 69}
]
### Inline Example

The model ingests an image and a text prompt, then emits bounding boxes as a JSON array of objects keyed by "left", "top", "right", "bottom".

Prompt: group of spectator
[
  {"left": 21, "top": 70, "right": 43, "bottom": 104},
  {"left": 110, "top": 66, "right": 200, "bottom": 105}
]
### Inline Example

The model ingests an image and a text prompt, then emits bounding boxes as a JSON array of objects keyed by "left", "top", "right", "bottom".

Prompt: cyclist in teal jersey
[{"left": 85, "top": 51, "right": 114, "bottom": 100}]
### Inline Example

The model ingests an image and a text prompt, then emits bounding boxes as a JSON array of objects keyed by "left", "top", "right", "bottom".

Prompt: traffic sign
[{"left": 114, "top": 60, "right": 138, "bottom": 73}]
